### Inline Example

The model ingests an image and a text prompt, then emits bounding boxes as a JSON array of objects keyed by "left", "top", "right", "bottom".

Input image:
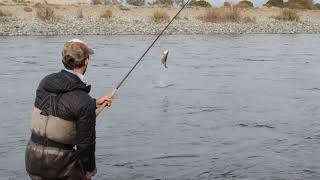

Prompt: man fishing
[{"left": 25, "top": 39, "right": 112, "bottom": 180}]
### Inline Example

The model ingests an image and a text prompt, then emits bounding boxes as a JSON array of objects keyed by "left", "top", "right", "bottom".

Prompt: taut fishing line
[{"left": 96, "top": 0, "right": 192, "bottom": 116}]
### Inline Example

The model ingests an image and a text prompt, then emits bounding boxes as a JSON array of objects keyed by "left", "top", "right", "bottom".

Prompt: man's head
[{"left": 62, "top": 39, "right": 94, "bottom": 73}]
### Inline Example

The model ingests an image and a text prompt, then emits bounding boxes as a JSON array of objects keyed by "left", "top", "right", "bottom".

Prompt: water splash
[{"left": 153, "top": 80, "right": 174, "bottom": 88}]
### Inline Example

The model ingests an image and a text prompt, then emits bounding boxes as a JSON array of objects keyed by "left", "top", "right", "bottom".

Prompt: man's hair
[{"left": 62, "top": 55, "right": 86, "bottom": 70}]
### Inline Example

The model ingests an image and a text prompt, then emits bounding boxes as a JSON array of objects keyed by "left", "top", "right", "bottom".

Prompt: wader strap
[
  {"left": 31, "top": 133, "right": 74, "bottom": 150},
  {"left": 38, "top": 95, "right": 50, "bottom": 111},
  {"left": 38, "top": 94, "right": 58, "bottom": 116}
]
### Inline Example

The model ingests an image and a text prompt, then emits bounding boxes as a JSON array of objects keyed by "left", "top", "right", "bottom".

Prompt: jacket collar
[
  {"left": 61, "top": 70, "right": 91, "bottom": 93},
  {"left": 63, "top": 69, "right": 88, "bottom": 85}
]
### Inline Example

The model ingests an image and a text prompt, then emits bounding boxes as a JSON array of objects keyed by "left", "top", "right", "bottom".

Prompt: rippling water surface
[{"left": 1, "top": 35, "right": 320, "bottom": 180}]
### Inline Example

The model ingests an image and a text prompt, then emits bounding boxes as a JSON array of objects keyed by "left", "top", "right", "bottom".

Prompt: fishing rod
[{"left": 96, "top": 0, "right": 192, "bottom": 116}]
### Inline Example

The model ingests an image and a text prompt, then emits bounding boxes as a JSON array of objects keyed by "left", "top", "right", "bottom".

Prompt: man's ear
[{"left": 85, "top": 58, "right": 89, "bottom": 65}]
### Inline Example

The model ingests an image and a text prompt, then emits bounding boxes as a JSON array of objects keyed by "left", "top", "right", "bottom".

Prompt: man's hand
[
  {"left": 85, "top": 168, "right": 97, "bottom": 180},
  {"left": 96, "top": 96, "right": 113, "bottom": 109}
]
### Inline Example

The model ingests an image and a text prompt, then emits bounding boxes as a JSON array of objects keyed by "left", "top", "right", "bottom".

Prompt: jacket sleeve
[{"left": 76, "top": 100, "right": 96, "bottom": 172}]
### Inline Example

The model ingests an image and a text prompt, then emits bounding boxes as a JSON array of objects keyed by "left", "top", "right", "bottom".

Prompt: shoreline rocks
[{"left": 1, "top": 5, "right": 320, "bottom": 36}]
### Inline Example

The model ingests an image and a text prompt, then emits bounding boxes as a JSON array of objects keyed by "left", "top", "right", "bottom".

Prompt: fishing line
[{"left": 96, "top": 0, "right": 192, "bottom": 116}]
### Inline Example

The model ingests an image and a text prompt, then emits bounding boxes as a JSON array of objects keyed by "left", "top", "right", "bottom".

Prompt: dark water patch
[
  {"left": 303, "top": 88, "right": 320, "bottom": 91},
  {"left": 113, "top": 162, "right": 135, "bottom": 169},
  {"left": 241, "top": 58, "right": 273, "bottom": 62},
  {"left": 188, "top": 142, "right": 202, "bottom": 146},
  {"left": 303, "top": 169, "right": 317, "bottom": 174},
  {"left": 153, "top": 154, "right": 200, "bottom": 159},
  {"left": 22, "top": 61, "right": 38, "bottom": 65},
  {"left": 182, "top": 88, "right": 206, "bottom": 91},
  {"left": 254, "top": 124, "right": 275, "bottom": 129},
  {"left": 23, "top": 55, "right": 38, "bottom": 59},
  {"left": 306, "top": 134, "right": 320, "bottom": 140},
  {"left": 221, "top": 141, "right": 236, "bottom": 145},
  {"left": 248, "top": 155, "right": 263, "bottom": 159},
  {"left": 159, "top": 163, "right": 186, "bottom": 167},
  {"left": 237, "top": 123, "right": 275, "bottom": 129},
  {"left": 197, "top": 170, "right": 211, "bottom": 178},
  {"left": 216, "top": 170, "right": 237, "bottom": 178},
  {"left": 178, "top": 122, "right": 200, "bottom": 128}
]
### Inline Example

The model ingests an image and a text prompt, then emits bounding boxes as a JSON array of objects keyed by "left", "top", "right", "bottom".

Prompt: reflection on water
[{"left": 1, "top": 35, "right": 320, "bottom": 179}]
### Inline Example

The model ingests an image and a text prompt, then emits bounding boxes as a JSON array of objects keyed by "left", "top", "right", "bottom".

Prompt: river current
[{"left": 1, "top": 35, "right": 320, "bottom": 180}]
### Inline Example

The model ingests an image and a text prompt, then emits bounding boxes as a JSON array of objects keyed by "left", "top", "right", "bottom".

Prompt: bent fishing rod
[{"left": 96, "top": 0, "right": 191, "bottom": 116}]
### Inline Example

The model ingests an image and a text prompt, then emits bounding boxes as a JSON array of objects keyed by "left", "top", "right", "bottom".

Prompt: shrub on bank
[
  {"left": 223, "top": 1, "right": 231, "bottom": 7},
  {"left": 237, "top": 0, "right": 253, "bottom": 8},
  {"left": 13, "top": 0, "right": 30, "bottom": 4},
  {"left": 264, "top": 0, "right": 284, "bottom": 7},
  {"left": 0, "top": 9, "right": 6, "bottom": 17},
  {"left": 23, "top": 6, "right": 33, "bottom": 12},
  {"left": 286, "top": 0, "right": 313, "bottom": 9},
  {"left": 0, "top": 8, "right": 12, "bottom": 16},
  {"left": 118, "top": 5, "right": 130, "bottom": 11},
  {"left": 36, "top": 6, "right": 58, "bottom": 22},
  {"left": 189, "top": 0, "right": 211, "bottom": 7},
  {"left": 315, "top": 3, "right": 320, "bottom": 9},
  {"left": 198, "top": 7, "right": 255, "bottom": 23},
  {"left": 92, "top": 0, "right": 103, "bottom": 5},
  {"left": 153, "top": 0, "right": 174, "bottom": 6},
  {"left": 127, "top": 0, "right": 145, "bottom": 6},
  {"left": 100, "top": 9, "right": 112, "bottom": 18},
  {"left": 273, "top": 8, "right": 299, "bottom": 21},
  {"left": 77, "top": 8, "right": 84, "bottom": 18},
  {"left": 152, "top": 10, "right": 169, "bottom": 22}
]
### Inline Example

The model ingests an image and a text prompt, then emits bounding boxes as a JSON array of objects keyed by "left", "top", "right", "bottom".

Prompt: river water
[{"left": 1, "top": 35, "right": 320, "bottom": 180}]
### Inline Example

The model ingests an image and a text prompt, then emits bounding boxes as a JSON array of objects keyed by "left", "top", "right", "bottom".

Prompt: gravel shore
[{"left": 1, "top": 4, "right": 320, "bottom": 36}]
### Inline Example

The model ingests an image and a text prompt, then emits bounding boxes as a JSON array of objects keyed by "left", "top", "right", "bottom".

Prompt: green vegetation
[
  {"left": 286, "top": 0, "right": 313, "bottom": 9},
  {"left": 264, "top": 0, "right": 284, "bottom": 7},
  {"left": 223, "top": 1, "right": 231, "bottom": 7},
  {"left": 127, "top": 0, "right": 145, "bottom": 6},
  {"left": 0, "top": 9, "right": 9, "bottom": 23},
  {"left": 100, "top": 9, "right": 112, "bottom": 18},
  {"left": 118, "top": 5, "right": 130, "bottom": 11},
  {"left": 12, "top": 0, "right": 30, "bottom": 4},
  {"left": 315, "top": 3, "right": 320, "bottom": 9},
  {"left": 92, "top": 0, "right": 103, "bottom": 5},
  {"left": 198, "top": 7, "right": 255, "bottom": 23},
  {"left": 273, "top": 8, "right": 299, "bottom": 21},
  {"left": 189, "top": 0, "right": 211, "bottom": 7},
  {"left": 36, "top": 5, "right": 59, "bottom": 22},
  {"left": 263, "top": 0, "right": 318, "bottom": 9},
  {"left": 153, "top": 0, "right": 174, "bottom": 6},
  {"left": 237, "top": 0, "right": 253, "bottom": 8},
  {"left": 152, "top": 10, "right": 169, "bottom": 22}
]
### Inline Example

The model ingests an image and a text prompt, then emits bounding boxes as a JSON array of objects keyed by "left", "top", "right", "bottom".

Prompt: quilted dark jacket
[{"left": 25, "top": 70, "right": 96, "bottom": 179}]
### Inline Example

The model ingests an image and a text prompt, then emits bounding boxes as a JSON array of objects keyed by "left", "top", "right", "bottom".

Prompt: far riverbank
[{"left": 1, "top": 4, "right": 320, "bottom": 35}]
